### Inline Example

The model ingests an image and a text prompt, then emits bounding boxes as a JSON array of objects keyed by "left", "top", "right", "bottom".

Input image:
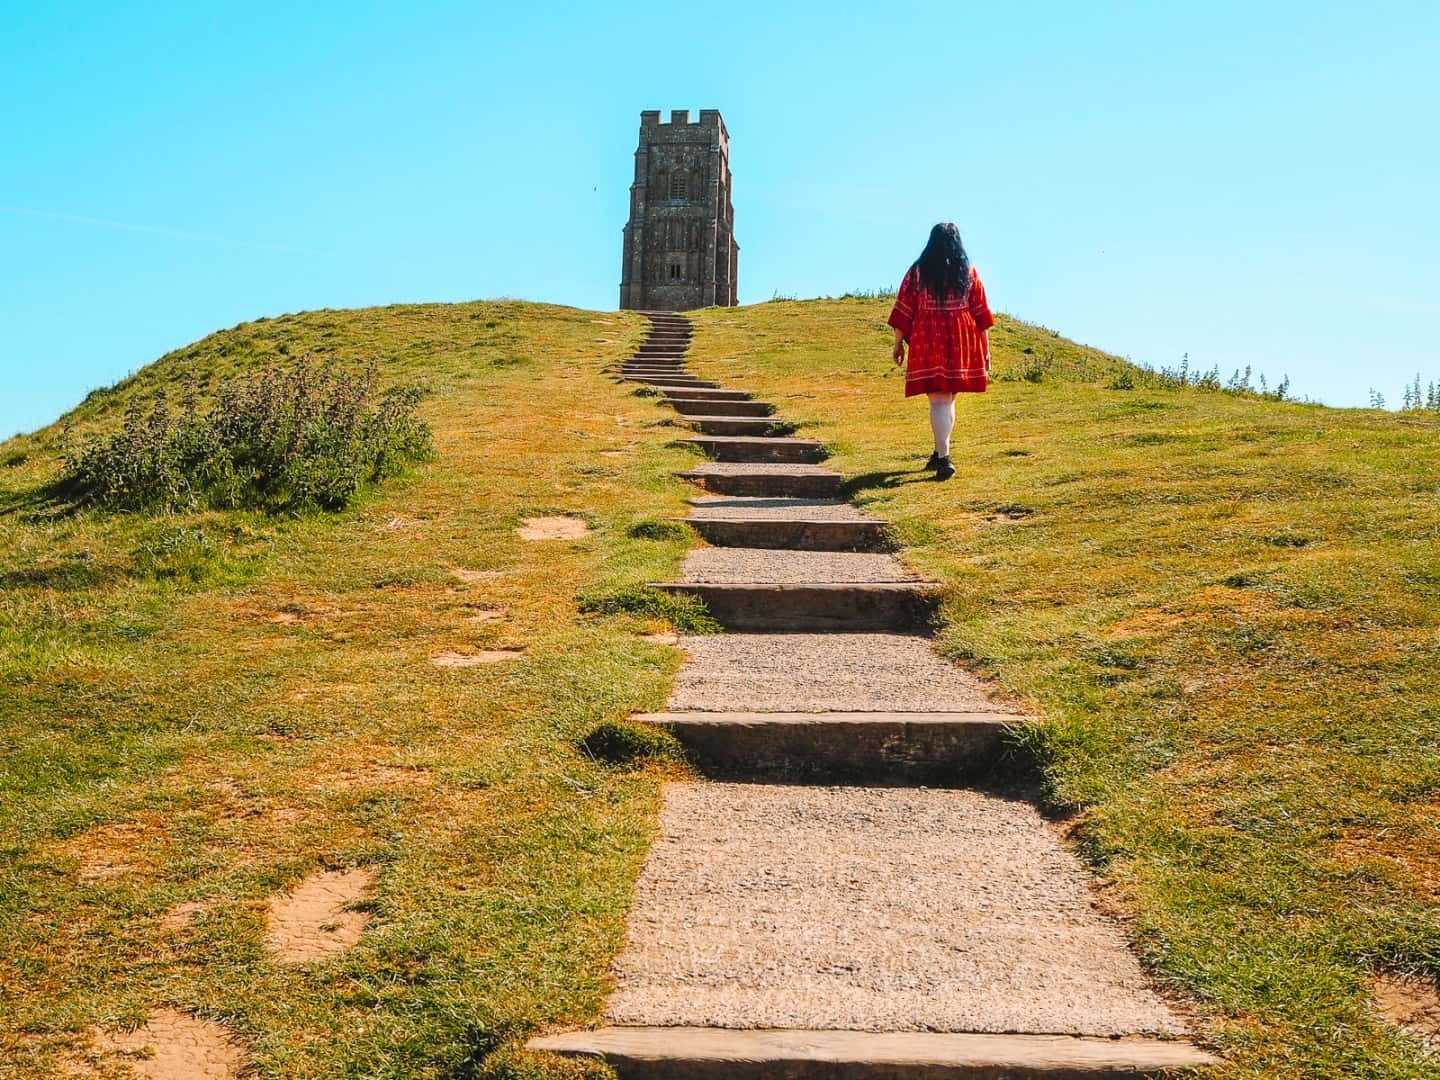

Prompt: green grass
[
  {"left": 0, "top": 302, "right": 698, "bottom": 1077},
  {"left": 689, "top": 297, "right": 1440, "bottom": 1079}
]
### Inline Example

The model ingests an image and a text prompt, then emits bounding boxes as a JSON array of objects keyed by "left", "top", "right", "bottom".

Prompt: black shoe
[
  {"left": 935, "top": 456, "right": 955, "bottom": 481},
  {"left": 925, "top": 451, "right": 942, "bottom": 470}
]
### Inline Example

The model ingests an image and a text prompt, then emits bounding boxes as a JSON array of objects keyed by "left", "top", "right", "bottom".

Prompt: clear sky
[{"left": 3, "top": 1, "right": 1437, "bottom": 435}]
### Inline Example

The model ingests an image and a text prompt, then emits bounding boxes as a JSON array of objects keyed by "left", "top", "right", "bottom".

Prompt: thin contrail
[{"left": 0, "top": 204, "right": 335, "bottom": 257}]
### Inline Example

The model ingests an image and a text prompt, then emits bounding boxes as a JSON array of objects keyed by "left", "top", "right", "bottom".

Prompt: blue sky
[{"left": 3, "top": 1, "right": 1437, "bottom": 435}]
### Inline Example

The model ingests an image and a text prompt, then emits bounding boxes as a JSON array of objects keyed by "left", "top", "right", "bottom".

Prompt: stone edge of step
[
  {"left": 668, "top": 514, "right": 891, "bottom": 526},
  {"left": 653, "top": 581, "right": 938, "bottom": 593},
  {"left": 634, "top": 711, "right": 1021, "bottom": 726},
  {"left": 529, "top": 1027, "right": 1218, "bottom": 1075},
  {"left": 677, "top": 464, "right": 839, "bottom": 476}
]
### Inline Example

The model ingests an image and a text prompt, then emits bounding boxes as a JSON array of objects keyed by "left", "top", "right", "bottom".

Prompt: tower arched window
[{"left": 669, "top": 172, "right": 687, "bottom": 200}]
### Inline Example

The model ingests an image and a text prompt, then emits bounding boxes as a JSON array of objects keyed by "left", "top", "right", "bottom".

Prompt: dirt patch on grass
[
  {"left": 265, "top": 867, "right": 377, "bottom": 962},
  {"left": 430, "top": 649, "right": 523, "bottom": 667},
  {"left": 159, "top": 901, "right": 207, "bottom": 932},
  {"left": 518, "top": 516, "right": 591, "bottom": 540},
  {"left": 233, "top": 598, "right": 354, "bottom": 626},
  {"left": 60, "top": 813, "right": 168, "bottom": 882},
  {"left": 1371, "top": 973, "right": 1440, "bottom": 1053},
  {"left": 88, "top": 1007, "right": 244, "bottom": 1079}
]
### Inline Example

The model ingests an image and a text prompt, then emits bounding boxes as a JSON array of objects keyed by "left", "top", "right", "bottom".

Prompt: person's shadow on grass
[{"left": 841, "top": 465, "right": 935, "bottom": 499}]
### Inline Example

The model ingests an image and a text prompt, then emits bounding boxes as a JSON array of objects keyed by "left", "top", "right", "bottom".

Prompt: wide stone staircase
[{"left": 530, "top": 313, "right": 1216, "bottom": 1078}]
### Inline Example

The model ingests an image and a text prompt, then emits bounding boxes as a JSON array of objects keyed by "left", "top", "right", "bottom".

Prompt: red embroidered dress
[{"left": 887, "top": 266, "right": 994, "bottom": 396}]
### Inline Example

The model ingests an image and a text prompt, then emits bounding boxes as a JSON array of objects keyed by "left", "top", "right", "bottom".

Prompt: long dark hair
[{"left": 913, "top": 222, "right": 971, "bottom": 302}]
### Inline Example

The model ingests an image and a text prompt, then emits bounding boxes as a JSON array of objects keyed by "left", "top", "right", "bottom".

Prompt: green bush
[{"left": 61, "top": 360, "right": 432, "bottom": 512}]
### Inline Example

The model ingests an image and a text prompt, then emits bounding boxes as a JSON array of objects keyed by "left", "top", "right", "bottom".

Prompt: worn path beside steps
[{"left": 532, "top": 313, "right": 1215, "bottom": 1078}]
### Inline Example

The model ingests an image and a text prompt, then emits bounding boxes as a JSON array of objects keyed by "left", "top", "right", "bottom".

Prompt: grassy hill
[
  {"left": 689, "top": 298, "right": 1440, "bottom": 1078},
  {"left": 0, "top": 303, "right": 695, "bottom": 1078},
  {"left": 2, "top": 297, "right": 1439, "bottom": 1077}
]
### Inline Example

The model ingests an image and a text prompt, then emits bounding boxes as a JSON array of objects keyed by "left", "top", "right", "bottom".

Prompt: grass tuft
[
  {"left": 577, "top": 721, "right": 681, "bottom": 768},
  {"left": 577, "top": 585, "right": 720, "bottom": 634},
  {"left": 626, "top": 519, "right": 691, "bottom": 542}
]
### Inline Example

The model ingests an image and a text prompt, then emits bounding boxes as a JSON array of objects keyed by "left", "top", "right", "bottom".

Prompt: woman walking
[{"left": 887, "top": 223, "right": 994, "bottom": 481}]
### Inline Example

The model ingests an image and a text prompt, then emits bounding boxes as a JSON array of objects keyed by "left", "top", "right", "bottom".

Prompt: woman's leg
[{"left": 927, "top": 392, "right": 957, "bottom": 458}]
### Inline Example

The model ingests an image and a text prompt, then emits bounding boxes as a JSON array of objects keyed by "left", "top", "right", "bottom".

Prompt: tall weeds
[{"left": 61, "top": 360, "right": 432, "bottom": 512}]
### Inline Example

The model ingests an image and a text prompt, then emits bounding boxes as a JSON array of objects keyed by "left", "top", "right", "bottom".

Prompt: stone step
[
  {"left": 626, "top": 377, "right": 719, "bottom": 389},
  {"left": 681, "top": 515, "right": 892, "bottom": 551},
  {"left": 668, "top": 633, "right": 1005, "bottom": 713},
  {"left": 679, "top": 462, "right": 839, "bottom": 497},
  {"left": 668, "top": 399, "right": 775, "bottom": 417},
  {"left": 677, "top": 415, "right": 789, "bottom": 436},
  {"left": 623, "top": 363, "right": 691, "bottom": 372},
  {"left": 635, "top": 710, "right": 1016, "bottom": 782},
  {"left": 544, "top": 782, "right": 1202, "bottom": 1049},
  {"left": 682, "top": 496, "right": 891, "bottom": 550},
  {"left": 654, "top": 581, "right": 938, "bottom": 631},
  {"left": 531, "top": 1027, "right": 1217, "bottom": 1079},
  {"left": 662, "top": 387, "right": 752, "bottom": 401},
  {"left": 631, "top": 383, "right": 720, "bottom": 395},
  {"left": 680, "top": 547, "right": 913, "bottom": 583},
  {"left": 681, "top": 435, "right": 827, "bottom": 464},
  {"left": 687, "top": 495, "right": 868, "bottom": 517}
]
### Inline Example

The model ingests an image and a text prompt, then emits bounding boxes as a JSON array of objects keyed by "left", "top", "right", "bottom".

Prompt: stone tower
[{"left": 619, "top": 109, "right": 738, "bottom": 311}]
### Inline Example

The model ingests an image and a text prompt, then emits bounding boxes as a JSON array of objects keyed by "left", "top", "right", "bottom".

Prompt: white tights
[{"left": 928, "top": 393, "right": 956, "bottom": 458}]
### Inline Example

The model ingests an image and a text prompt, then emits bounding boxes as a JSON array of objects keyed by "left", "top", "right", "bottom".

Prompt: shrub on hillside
[{"left": 61, "top": 360, "right": 432, "bottom": 512}]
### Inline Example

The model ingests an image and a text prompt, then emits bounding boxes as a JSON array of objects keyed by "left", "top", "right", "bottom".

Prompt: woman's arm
[
  {"left": 887, "top": 269, "right": 916, "bottom": 366},
  {"left": 967, "top": 269, "right": 995, "bottom": 332}
]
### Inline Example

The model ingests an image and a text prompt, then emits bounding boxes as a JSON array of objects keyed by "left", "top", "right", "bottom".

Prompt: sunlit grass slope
[
  {"left": 0, "top": 302, "right": 698, "bottom": 1078},
  {"left": 690, "top": 298, "right": 1440, "bottom": 1079}
]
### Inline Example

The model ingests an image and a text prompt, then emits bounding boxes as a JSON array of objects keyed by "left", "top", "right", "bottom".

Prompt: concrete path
[
  {"left": 606, "top": 784, "right": 1185, "bottom": 1036},
  {"left": 535, "top": 312, "right": 1216, "bottom": 1077}
]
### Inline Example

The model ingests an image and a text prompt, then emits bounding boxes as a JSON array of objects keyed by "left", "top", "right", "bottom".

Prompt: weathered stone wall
[{"left": 620, "top": 109, "right": 738, "bottom": 311}]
